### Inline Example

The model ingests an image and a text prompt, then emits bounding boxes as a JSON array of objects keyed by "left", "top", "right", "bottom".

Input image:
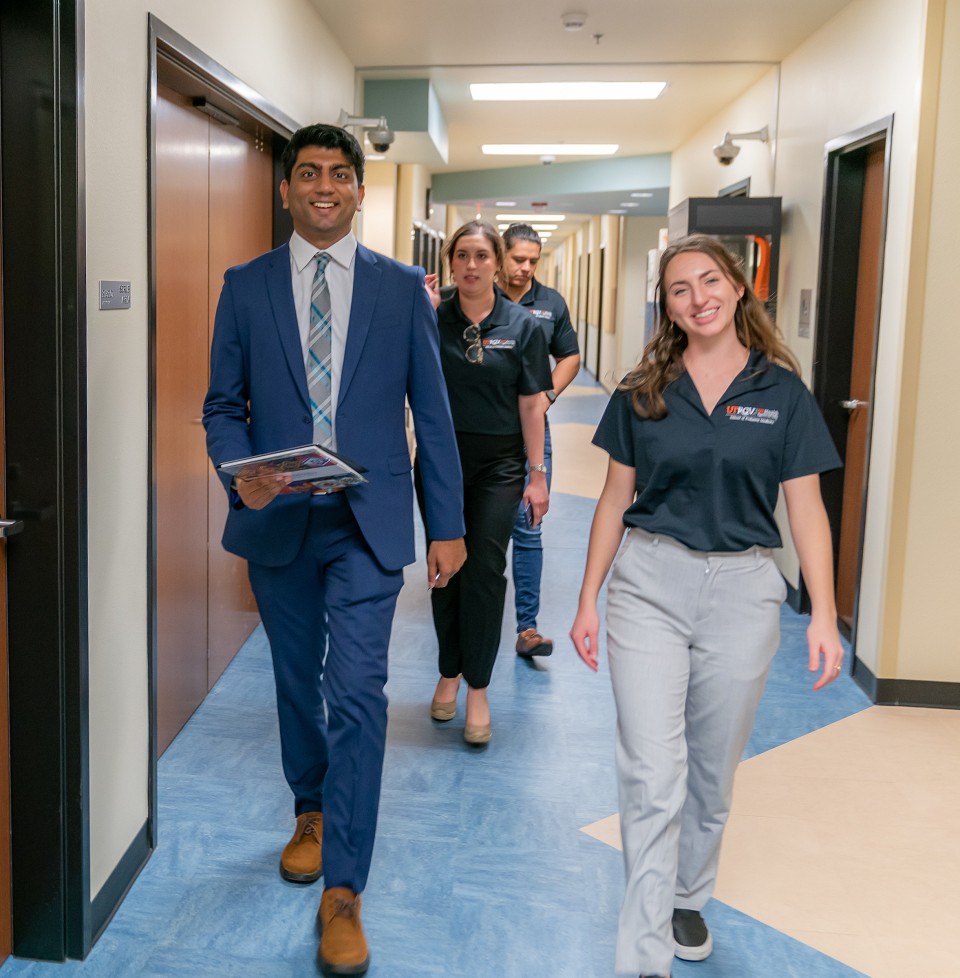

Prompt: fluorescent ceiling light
[
  {"left": 496, "top": 201, "right": 516, "bottom": 207},
  {"left": 630, "top": 192, "right": 654, "bottom": 198},
  {"left": 482, "top": 144, "right": 618, "bottom": 156},
  {"left": 620, "top": 202, "right": 640, "bottom": 207},
  {"left": 539, "top": 232, "right": 553, "bottom": 238},
  {"left": 496, "top": 213, "right": 565, "bottom": 221},
  {"left": 471, "top": 82, "right": 666, "bottom": 101},
  {"left": 609, "top": 210, "right": 628, "bottom": 215},
  {"left": 499, "top": 223, "right": 559, "bottom": 232}
]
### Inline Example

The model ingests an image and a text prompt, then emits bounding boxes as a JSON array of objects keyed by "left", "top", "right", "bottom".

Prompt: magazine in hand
[{"left": 218, "top": 444, "right": 368, "bottom": 494}]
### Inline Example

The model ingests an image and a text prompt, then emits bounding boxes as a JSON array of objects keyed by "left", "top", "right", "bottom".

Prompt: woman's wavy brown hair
[{"left": 619, "top": 233, "right": 800, "bottom": 419}]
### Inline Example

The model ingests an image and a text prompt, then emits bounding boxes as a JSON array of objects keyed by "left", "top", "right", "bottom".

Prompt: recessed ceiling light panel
[
  {"left": 471, "top": 82, "right": 665, "bottom": 101},
  {"left": 496, "top": 214, "right": 565, "bottom": 221},
  {"left": 482, "top": 144, "right": 618, "bottom": 156}
]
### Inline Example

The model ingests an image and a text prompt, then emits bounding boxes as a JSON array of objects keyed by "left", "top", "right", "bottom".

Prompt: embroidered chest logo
[
  {"left": 726, "top": 405, "right": 780, "bottom": 425},
  {"left": 482, "top": 338, "right": 516, "bottom": 349},
  {"left": 528, "top": 308, "right": 554, "bottom": 320}
]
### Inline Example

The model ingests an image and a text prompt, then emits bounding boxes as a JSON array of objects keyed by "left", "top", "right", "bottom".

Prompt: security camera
[
  {"left": 711, "top": 126, "right": 768, "bottom": 166},
  {"left": 712, "top": 140, "right": 740, "bottom": 166},
  {"left": 367, "top": 122, "right": 395, "bottom": 154},
  {"left": 336, "top": 111, "right": 397, "bottom": 155},
  {"left": 540, "top": 154, "right": 556, "bottom": 166}
]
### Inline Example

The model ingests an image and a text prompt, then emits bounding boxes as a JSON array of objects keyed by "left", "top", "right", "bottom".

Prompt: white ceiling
[{"left": 309, "top": 0, "right": 855, "bottom": 234}]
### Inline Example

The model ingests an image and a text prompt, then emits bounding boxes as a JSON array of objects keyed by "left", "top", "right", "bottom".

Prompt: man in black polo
[{"left": 499, "top": 223, "right": 581, "bottom": 657}]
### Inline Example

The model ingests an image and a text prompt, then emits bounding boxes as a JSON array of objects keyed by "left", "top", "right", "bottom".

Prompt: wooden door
[
  {"left": 155, "top": 85, "right": 272, "bottom": 752},
  {"left": 812, "top": 120, "right": 891, "bottom": 639},
  {"left": 836, "top": 142, "right": 884, "bottom": 627},
  {"left": 155, "top": 86, "right": 211, "bottom": 752},
  {"left": 206, "top": 123, "right": 270, "bottom": 684}
]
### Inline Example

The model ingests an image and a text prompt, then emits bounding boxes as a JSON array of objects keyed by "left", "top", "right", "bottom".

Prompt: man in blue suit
[{"left": 203, "top": 123, "right": 466, "bottom": 977}]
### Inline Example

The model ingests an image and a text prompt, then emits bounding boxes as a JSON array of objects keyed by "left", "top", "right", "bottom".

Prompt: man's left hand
[{"left": 427, "top": 538, "right": 467, "bottom": 588}]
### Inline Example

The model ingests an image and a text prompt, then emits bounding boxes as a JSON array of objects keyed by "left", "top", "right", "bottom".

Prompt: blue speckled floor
[{"left": 0, "top": 373, "right": 873, "bottom": 977}]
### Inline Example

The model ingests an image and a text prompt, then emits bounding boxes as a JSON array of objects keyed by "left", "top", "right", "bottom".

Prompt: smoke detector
[{"left": 562, "top": 11, "right": 587, "bottom": 31}]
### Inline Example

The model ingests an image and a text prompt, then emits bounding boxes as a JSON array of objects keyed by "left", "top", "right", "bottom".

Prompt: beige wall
[
  {"left": 84, "top": 0, "right": 356, "bottom": 899},
  {"left": 394, "top": 164, "right": 432, "bottom": 263},
  {"left": 361, "top": 161, "right": 399, "bottom": 258},
  {"left": 597, "top": 216, "right": 620, "bottom": 389},
  {"left": 892, "top": 0, "right": 959, "bottom": 681},
  {"left": 668, "top": 68, "right": 779, "bottom": 209},
  {"left": 613, "top": 216, "right": 665, "bottom": 390}
]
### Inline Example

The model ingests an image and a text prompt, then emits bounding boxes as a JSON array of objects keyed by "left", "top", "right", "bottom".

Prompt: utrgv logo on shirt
[
  {"left": 528, "top": 309, "right": 554, "bottom": 320},
  {"left": 726, "top": 405, "right": 780, "bottom": 425}
]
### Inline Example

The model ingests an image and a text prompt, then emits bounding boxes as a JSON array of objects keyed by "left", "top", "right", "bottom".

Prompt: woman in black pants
[{"left": 416, "top": 220, "right": 551, "bottom": 744}]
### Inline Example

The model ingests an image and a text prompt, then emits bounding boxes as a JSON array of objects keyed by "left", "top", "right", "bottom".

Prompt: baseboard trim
[
  {"left": 89, "top": 821, "right": 153, "bottom": 953},
  {"left": 853, "top": 658, "right": 960, "bottom": 709}
]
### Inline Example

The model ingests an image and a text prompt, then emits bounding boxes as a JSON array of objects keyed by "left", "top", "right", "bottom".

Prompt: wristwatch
[
  {"left": 545, "top": 389, "right": 558, "bottom": 404},
  {"left": 530, "top": 463, "right": 548, "bottom": 474}
]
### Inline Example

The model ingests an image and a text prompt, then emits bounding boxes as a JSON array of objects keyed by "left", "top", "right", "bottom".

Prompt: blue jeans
[{"left": 511, "top": 421, "right": 552, "bottom": 632}]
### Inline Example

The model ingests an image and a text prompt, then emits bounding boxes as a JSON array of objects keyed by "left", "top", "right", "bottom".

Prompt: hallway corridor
[{"left": 3, "top": 372, "right": 955, "bottom": 977}]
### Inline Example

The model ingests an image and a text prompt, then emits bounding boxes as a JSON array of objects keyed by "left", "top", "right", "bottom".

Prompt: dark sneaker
[{"left": 673, "top": 908, "right": 713, "bottom": 961}]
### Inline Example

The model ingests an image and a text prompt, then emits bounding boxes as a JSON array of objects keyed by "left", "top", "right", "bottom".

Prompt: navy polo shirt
[
  {"left": 513, "top": 279, "right": 580, "bottom": 361},
  {"left": 437, "top": 290, "right": 551, "bottom": 435},
  {"left": 594, "top": 349, "right": 842, "bottom": 552}
]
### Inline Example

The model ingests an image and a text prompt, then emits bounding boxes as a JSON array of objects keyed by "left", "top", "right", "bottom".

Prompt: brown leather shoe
[
  {"left": 515, "top": 628, "right": 554, "bottom": 657},
  {"left": 279, "top": 812, "right": 322, "bottom": 883},
  {"left": 317, "top": 887, "right": 370, "bottom": 976}
]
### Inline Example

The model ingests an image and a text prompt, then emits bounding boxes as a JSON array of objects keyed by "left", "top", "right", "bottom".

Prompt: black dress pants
[{"left": 416, "top": 432, "right": 525, "bottom": 688}]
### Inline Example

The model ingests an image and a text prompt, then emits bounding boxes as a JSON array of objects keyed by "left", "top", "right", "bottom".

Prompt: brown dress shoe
[
  {"left": 317, "top": 887, "right": 370, "bottom": 976},
  {"left": 515, "top": 628, "right": 554, "bottom": 657},
  {"left": 279, "top": 811, "right": 323, "bottom": 883}
]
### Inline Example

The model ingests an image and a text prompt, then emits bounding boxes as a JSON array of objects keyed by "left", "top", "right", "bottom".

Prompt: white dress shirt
[{"left": 288, "top": 230, "right": 357, "bottom": 451}]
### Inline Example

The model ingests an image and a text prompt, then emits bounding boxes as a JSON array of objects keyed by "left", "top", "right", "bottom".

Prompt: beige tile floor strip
[
  {"left": 550, "top": 422, "right": 609, "bottom": 499},
  {"left": 581, "top": 706, "right": 960, "bottom": 977}
]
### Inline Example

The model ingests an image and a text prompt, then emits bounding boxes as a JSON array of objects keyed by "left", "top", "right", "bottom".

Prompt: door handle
[
  {"left": 0, "top": 519, "right": 25, "bottom": 538},
  {"left": 840, "top": 399, "right": 869, "bottom": 411}
]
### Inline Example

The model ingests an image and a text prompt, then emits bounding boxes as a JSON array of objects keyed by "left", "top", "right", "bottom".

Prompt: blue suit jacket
[{"left": 203, "top": 242, "right": 464, "bottom": 570}]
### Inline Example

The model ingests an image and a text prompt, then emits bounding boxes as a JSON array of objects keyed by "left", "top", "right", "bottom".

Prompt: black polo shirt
[
  {"left": 437, "top": 290, "right": 551, "bottom": 435},
  {"left": 513, "top": 279, "right": 580, "bottom": 361},
  {"left": 594, "top": 349, "right": 841, "bottom": 552}
]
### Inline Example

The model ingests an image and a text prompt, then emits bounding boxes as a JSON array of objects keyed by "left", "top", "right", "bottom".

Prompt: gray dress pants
[{"left": 606, "top": 528, "right": 786, "bottom": 976}]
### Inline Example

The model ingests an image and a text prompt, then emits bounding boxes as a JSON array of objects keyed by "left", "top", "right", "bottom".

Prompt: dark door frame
[
  {"left": 0, "top": 0, "right": 89, "bottom": 960},
  {"left": 810, "top": 116, "right": 893, "bottom": 657}
]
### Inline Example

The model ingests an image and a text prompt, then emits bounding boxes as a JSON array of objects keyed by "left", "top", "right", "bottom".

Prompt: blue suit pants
[{"left": 247, "top": 493, "right": 403, "bottom": 894}]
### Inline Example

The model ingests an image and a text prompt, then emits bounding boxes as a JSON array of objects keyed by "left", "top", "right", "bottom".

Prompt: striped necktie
[{"left": 307, "top": 252, "right": 333, "bottom": 445}]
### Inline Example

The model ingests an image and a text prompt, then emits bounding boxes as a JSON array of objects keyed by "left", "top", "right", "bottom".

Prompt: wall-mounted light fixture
[{"left": 712, "top": 125, "right": 769, "bottom": 166}]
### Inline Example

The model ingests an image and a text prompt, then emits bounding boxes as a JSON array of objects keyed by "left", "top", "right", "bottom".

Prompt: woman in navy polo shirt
[
  {"left": 570, "top": 234, "right": 843, "bottom": 978},
  {"left": 416, "top": 220, "right": 551, "bottom": 745}
]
